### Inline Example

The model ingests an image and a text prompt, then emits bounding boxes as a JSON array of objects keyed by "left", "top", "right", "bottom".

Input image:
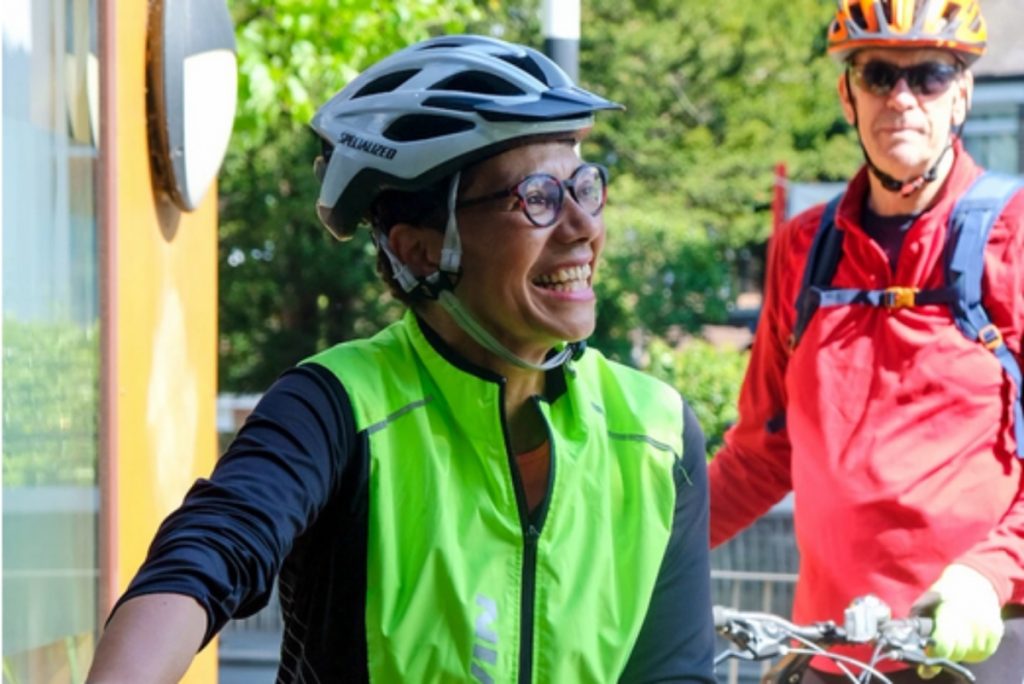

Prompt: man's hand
[{"left": 912, "top": 564, "right": 1003, "bottom": 678}]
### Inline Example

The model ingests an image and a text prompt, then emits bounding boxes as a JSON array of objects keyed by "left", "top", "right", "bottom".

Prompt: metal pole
[
  {"left": 772, "top": 162, "right": 788, "bottom": 234},
  {"left": 98, "top": 0, "right": 121, "bottom": 624},
  {"left": 542, "top": 0, "right": 580, "bottom": 82}
]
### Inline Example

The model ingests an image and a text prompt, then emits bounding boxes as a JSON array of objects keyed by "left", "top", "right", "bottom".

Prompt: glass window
[
  {"left": 3, "top": 0, "right": 101, "bottom": 681},
  {"left": 963, "top": 102, "right": 1022, "bottom": 175}
]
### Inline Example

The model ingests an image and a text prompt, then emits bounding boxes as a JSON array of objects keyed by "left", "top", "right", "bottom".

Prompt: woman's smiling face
[{"left": 453, "top": 140, "right": 607, "bottom": 363}]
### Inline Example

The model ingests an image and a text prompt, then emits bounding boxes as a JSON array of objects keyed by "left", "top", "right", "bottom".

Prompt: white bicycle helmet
[{"left": 311, "top": 34, "right": 622, "bottom": 240}]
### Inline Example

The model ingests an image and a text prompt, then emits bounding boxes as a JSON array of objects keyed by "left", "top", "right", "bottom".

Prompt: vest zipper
[
  {"left": 518, "top": 523, "right": 540, "bottom": 684},
  {"left": 499, "top": 387, "right": 552, "bottom": 684}
]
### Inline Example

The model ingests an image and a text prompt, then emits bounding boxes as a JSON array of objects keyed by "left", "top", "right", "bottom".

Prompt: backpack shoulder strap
[
  {"left": 791, "top": 193, "right": 845, "bottom": 349},
  {"left": 946, "top": 170, "right": 1024, "bottom": 457}
]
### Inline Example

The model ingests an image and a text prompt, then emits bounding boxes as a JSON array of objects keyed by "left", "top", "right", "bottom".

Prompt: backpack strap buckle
[
  {"left": 882, "top": 287, "right": 918, "bottom": 309},
  {"left": 978, "top": 324, "right": 1004, "bottom": 351}
]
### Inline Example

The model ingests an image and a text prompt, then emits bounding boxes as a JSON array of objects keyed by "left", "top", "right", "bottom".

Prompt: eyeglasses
[
  {"left": 848, "top": 60, "right": 962, "bottom": 97},
  {"left": 456, "top": 163, "right": 609, "bottom": 228}
]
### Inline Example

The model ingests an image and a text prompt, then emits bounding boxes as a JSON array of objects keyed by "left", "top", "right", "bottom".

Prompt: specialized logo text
[{"left": 337, "top": 132, "right": 397, "bottom": 160}]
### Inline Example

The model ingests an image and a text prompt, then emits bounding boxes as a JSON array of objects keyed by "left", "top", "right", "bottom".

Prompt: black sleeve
[
  {"left": 112, "top": 364, "right": 356, "bottom": 647},
  {"left": 619, "top": 401, "right": 716, "bottom": 683}
]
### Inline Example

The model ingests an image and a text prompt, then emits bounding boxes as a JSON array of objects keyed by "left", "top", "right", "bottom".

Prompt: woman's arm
[
  {"left": 86, "top": 364, "right": 356, "bottom": 681},
  {"left": 86, "top": 594, "right": 206, "bottom": 683}
]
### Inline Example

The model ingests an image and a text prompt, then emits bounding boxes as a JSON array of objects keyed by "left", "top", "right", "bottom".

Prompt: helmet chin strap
[
  {"left": 376, "top": 172, "right": 581, "bottom": 372},
  {"left": 862, "top": 138, "right": 954, "bottom": 197},
  {"left": 845, "top": 71, "right": 961, "bottom": 198},
  {"left": 436, "top": 291, "right": 577, "bottom": 371}
]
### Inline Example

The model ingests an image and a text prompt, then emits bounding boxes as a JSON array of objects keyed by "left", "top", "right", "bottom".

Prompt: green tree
[
  {"left": 220, "top": 0, "right": 479, "bottom": 391},
  {"left": 593, "top": 185, "right": 731, "bottom": 360},
  {"left": 577, "top": 0, "right": 860, "bottom": 245}
]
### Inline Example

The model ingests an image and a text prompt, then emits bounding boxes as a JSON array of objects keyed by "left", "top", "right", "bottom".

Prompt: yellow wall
[{"left": 113, "top": 0, "right": 219, "bottom": 681}]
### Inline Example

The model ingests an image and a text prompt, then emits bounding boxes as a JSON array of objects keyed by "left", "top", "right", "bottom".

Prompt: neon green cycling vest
[{"left": 306, "top": 312, "right": 685, "bottom": 683}]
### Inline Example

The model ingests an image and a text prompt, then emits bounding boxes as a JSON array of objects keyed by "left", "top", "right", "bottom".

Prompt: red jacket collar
[{"left": 835, "top": 139, "right": 983, "bottom": 232}]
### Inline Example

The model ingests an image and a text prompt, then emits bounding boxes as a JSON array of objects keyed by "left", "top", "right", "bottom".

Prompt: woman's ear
[{"left": 387, "top": 223, "right": 443, "bottom": 278}]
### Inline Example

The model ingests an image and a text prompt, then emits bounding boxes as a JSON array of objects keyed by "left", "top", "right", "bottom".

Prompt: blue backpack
[{"left": 790, "top": 171, "right": 1024, "bottom": 457}]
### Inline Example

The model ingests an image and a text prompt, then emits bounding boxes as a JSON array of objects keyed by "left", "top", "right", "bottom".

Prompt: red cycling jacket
[{"left": 709, "top": 143, "right": 1024, "bottom": 671}]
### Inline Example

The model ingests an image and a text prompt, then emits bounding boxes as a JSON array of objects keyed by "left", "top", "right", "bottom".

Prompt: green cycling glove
[{"left": 914, "top": 563, "right": 1003, "bottom": 678}]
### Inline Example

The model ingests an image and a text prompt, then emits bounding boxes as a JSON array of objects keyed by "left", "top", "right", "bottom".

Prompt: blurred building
[
  {"left": 963, "top": 0, "right": 1024, "bottom": 176},
  {"left": 3, "top": 1, "right": 233, "bottom": 682}
]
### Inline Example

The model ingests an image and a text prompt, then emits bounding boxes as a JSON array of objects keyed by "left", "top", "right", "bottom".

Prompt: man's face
[{"left": 838, "top": 48, "right": 973, "bottom": 180}]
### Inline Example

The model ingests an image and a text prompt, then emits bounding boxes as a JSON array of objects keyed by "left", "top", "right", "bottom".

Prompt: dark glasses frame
[
  {"left": 456, "top": 162, "right": 609, "bottom": 228},
  {"left": 848, "top": 59, "right": 962, "bottom": 97}
]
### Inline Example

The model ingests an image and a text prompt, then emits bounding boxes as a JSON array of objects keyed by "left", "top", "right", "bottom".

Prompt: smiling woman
[{"left": 86, "top": 35, "right": 717, "bottom": 684}]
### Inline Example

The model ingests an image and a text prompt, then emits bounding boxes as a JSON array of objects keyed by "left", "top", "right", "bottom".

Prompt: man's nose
[{"left": 886, "top": 77, "right": 918, "bottom": 108}]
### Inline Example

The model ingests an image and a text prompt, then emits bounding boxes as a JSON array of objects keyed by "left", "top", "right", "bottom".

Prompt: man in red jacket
[{"left": 709, "top": 1, "right": 1024, "bottom": 681}]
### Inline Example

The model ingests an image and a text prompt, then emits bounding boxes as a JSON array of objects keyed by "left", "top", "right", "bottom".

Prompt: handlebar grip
[
  {"left": 713, "top": 605, "right": 735, "bottom": 629},
  {"left": 913, "top": 616, "right": 934, "bottom": 639}
]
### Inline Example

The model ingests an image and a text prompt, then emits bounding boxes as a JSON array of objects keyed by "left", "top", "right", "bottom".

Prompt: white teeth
[{"left": 535, "top": 264, "right": 592, "bottom": 287}]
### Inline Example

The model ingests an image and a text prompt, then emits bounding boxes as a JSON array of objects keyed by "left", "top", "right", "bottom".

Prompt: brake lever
[
  {"left": 716, "top": 619, "right": 788, "bottom": 660},
  {"left": 877, "top": 615, "right": 975, "bottom": 683},
  {"left": 931, "top": 659, "right": 975, "bottom": 683},
  {"left": 879, "top": 639, "right": 975, "bottom": 682},
  {"left": 890, "top": 648, "right": 976, "bottom": 683}
]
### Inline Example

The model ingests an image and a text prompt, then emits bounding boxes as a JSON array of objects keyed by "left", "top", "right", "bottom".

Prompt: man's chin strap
[
  {"left": 375, "top": 171, "right": 581, "bottom": 372},
  {"left": 862, "top": 136, "right": 955, "bottom": 197}
]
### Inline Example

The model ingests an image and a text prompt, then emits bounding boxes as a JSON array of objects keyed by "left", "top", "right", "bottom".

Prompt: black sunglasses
[
  {"left": 456, "top": 163, "right": 609, "bottom": 228},
  {"left": 849, "top": 60, "right": 962, "bottom": 97}
]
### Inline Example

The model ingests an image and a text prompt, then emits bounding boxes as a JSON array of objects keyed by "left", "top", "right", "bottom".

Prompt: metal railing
[
  {"left": 711, "top": 498, "right": 798, "bottom": 683},
  {"left": 712, "top": 569, "right": 798, "bottom": 684}
]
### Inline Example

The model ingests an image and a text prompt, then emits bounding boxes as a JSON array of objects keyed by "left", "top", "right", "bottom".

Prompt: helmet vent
[
  {"left": 430, "top": 71, "right": 525, "bottom": 96},
  {"left": 382, "top": 114, "right": 475, "bottom": 142},
  {"left": 422, "top": 95, "right": 485, "bottom": 111},
  {"left": 352, "top": 69, "right": 420, "bottom": 99},
  {"left": 881, "top": 1, "right": 893, "bottom": 25},
  {"left": 850, "top": 3, "right": 866, "bottom": 28},
  {"left": 497, "top": 54, "right": 550, "bottom": 85},
  {"left": 420, "top": 41, "right": 464, "bottom": 49}
]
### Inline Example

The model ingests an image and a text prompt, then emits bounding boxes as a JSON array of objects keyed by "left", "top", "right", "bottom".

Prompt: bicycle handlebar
[{"left": 713, "top": 595, "right": 974, "bottom": 683}]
